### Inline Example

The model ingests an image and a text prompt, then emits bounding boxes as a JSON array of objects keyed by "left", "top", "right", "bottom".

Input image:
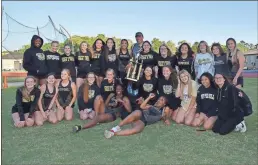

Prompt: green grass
[{"left": 2, "top": 78, "right": 258, "bottom": 165}]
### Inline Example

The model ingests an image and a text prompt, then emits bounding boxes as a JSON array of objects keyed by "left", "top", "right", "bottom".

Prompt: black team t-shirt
[
  {"left": 44, "top": 50, "right": 62, "bottom": 76},
  {"left": 176, "top": 55, "right": 195, "bottom": 79},
  {"left": 139, "top": 51, "right": 158, "bottom": 69},
  {"left": 60, "top": 54, "right": 76, "bottom": 78},
  {"left": 156, "top": 55, "right": 177, "bottom": 77},
  {"left": 77, "top": 83, "right": 100, "bottom": 110},
  {"left": 75, "top": 51, "right": 91, "bottom": 75},
  {"left": 104, "top": 49, "right": 118, "bottom": 74},
  {"left": 100, "top": 79, "right": 118, "bottom": 101},
  {"left": 138, "top": 77, "right": 158, "bottom": 99},
  {"left": 90, "top": 50, "right": 105, "bottom": 76}
]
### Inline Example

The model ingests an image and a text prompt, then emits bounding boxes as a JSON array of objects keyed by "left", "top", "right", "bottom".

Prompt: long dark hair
[
  {"left": 92, "top": 38, "right": 105, "bottom": 58},
  {"left": 104, "top": 38, "right": 116, "bottom": 62},
  {"left": 143, "top": 65, "right": 154, "bottom": 79},
  {"left": 141, "top": 40, "right": 153, "bottom": 53},
  {"left": 200, "top": 72, "right": 215, "bottom": 89},
  {"left": 176, "top": 43, "right": 194, "bottom": 58}
]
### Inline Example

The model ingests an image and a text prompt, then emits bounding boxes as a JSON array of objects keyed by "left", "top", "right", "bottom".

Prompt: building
[
  {"left": 2, "top": 53, "right": 24, "bottom": 71},
  {"left": 244, "top": 49, "right": 258, "bottom": 70}
]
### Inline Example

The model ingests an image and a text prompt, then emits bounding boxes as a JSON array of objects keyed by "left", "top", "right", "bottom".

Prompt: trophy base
[{"left": 125, "top": 77, "right": 138, "bottom": 82}]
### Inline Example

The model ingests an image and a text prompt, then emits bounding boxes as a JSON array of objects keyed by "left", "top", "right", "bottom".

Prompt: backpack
[{"left": 232, "top": 87, "right": 253, "bottom": 116}]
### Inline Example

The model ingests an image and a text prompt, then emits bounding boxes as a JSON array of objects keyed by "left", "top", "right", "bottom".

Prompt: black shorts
[
  {"left": 167, "top": 97, "right": 181, "bottom": 110},
  {"left": 140, "top": 110, "right": 147, "bottom": 126},
  {"left": 12, "top": 105, "right": 30, "bottom": 114},
  {"left": 77, "top": 72, "right": 88, "bottom": 79}
]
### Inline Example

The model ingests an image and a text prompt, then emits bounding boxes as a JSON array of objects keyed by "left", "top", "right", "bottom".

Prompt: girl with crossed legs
[
  {"left": 77, "top": 72, "right": 105, "bottom": 120},
  {"left": 11, "top": 76, "right": 40, "bottom": 128},
  {"left": 73, "top": 84, "right": 131, "bottom": 132},
  {"left": 55, "top": 69, "right": 77, "bottom": 121},
  {"left": 104, "top": 93, "right": 171, "bottom": 139},
  {"left": 191, "top": 72, "right": 218, "bottom": 129},
  {"left": 174, "top": 70, "right": 197, "bottom": 126},
  {"left": 36, "top": 73, "right": 58, "bottom": 125}
]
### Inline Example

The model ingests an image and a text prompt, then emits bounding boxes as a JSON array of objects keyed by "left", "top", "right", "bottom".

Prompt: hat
[{"left": 135, "top": 32, "right": 143, "bottom": 37}]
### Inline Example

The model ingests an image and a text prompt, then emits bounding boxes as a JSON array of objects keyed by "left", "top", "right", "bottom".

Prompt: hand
[
  {"left": 148, "top": 93, "right": 155, "bottom": 99},
  {"left": 136, "top": 97, "right": 144, "bottom": 104},
  {"left": 233, "top": 77, "right": 238, "bottom": 85},
  {"left": 125, "top": 63, "right": 132, "bottom": 70},
  {"left": 238, "top": 91, "right": 243, "bottom": 97},
  {"left": 42, "top": 112, "right": 47, "bottom": 120},
  {"left": 45, "top": 110, "right": 50, "bottom": 117},
  {"left": 117, "top": 98, "right": 125, "bottom": 104},
  {"left": 58, "top": 106, "right": 64, "bottom": 111}
]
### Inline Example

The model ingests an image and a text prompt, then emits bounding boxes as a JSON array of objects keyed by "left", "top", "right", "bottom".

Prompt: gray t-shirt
[
  {"left": 132, "top": 43, "right": 142, "bottom": 57},
  {"left": 214, "top": 54, "right": 232, "bottom": 77}
]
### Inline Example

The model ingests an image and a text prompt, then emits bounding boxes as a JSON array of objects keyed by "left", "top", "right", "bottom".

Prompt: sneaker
[
  {"left": 73, "top": 125, "right": 82, "bottom": 133},
  {"left": 239, "top": 121, "right": 247, "bottom": 133},
  {"left": 104, "top": 130, "right": 115, "bottom": 139},
  {"left": 111, "top": 126, "right": 121, "bottom": 132},
  {"left": 234, "top": 123, "right": 241, "bottom": 132}
]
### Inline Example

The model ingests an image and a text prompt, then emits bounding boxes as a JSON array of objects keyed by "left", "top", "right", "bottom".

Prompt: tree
[
  {"left": 96, "top": 34, "right": 106, "bottom": 41},
  {"left": 166, "top": 40, "right": 176, "bottom": 54},
  {"left": 151, "top": 38, "right": 162, "bottom": 52},
  {"left": 191, "top": 41, "right": 199, "bottom": 53},
  {"left": 177, "top": 40, "right": 188, "bottom": 46}
]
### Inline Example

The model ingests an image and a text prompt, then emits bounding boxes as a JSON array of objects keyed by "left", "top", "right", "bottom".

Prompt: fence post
[{"left": 3, "top": 76, "right": 8, "bottom": 89}]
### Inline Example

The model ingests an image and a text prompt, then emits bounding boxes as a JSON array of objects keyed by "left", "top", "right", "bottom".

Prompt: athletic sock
[{"left": 111, "top": 125, "right": 121, "bottom": 132}]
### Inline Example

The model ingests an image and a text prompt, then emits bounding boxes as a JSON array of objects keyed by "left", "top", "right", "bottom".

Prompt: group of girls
[{"left": 11, "top": 35, "right": 250, "bottom": 137}]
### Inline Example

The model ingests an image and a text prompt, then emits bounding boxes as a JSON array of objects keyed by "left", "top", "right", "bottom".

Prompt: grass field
[{"left": 2, "top": 78, "right": 258, "bottom": 165}]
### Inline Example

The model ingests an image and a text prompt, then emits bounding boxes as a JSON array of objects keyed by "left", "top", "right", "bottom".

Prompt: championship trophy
[{"left": 125, "top": 48, "right": 143, "bottom": 82}]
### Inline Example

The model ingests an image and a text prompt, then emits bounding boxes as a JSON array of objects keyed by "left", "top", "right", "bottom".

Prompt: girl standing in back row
[
  {"left": 75, "top": 41, "right": 92, "bottom": 89},
  {"left": 60, "top": 45, "right": 76, "bottom": 83},
  {"left": 194, "top": 41, "right": 215, "bottom": 83},
  {"left": 226, "top": 38, "right": 245, "bottom": 88},
  {"left": 91, "top": 39, "right": 106, "bottom": 87},
  {"left": 104, "top": 38, "right": 118, "bottom": 76}
]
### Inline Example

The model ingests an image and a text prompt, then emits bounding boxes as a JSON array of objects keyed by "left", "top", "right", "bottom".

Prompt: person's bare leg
[
  {"left": 56, "top": 107, "right": 65, "bottom": 121},
  {"left": 184, "top": 108, "right": 196, "bottom": 126},
  {"left": 65, "top": 107, "right": 73, "bottom": 121},
  {"left": 118, "top": 110, "right": 142, "bottom": 127},
  {"left": 48, "top": 109, "right": 58, "bottom": 124},
  {"left": 175, "top": 108, "right": 186, "bottom": 124},
  {"left": 82, "top": 114, "right": 114, "bottom": 129},
  {"left": 12, "top": 113, "right": 25, "bottom": 128},
  {"left": 24, "top": 113, "right": 34, "bottom": 127},
  {"left": 203, "top": 116, "right": 218, "bottom": 130},
  {"left": 94, "top": 96, "right": 105, "bottom": 115},
  {"left": 34, "top": 111, "right": 44, "bottom": 126},
  {"left": 114, "top": 120, "right": 145, "bottom": 136},
  {"left": 163, "top": 107, "right": 172, "bottom": 125},
  {"left": 171, "top": 109, "right": 179, "bottom": 121},
  {"left": 192, "top": 113, "right": 206, "bottom": 127}
]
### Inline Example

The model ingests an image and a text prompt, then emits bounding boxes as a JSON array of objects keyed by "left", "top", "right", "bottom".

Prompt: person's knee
[
  {"left": 175, "top": 118, "right": 183, "bottom": 124},
  {"left": 185, "top": 119, "right": 192, "bottom": 126},
  {"left": 65, "top": 114, "right": 73, "bottom": 121},
  {"left": 26, "top": 121, "right": 34, "bottom": 127},
  {"left": 50, "top": 119, "right": 58, "bottom": 124}
]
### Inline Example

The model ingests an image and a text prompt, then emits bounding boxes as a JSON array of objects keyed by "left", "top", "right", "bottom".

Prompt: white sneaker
[
  {"left": 239, "top": 120, "right": 247, "bottom": 133},
  {"left": 111, "top": 126, "right": 121, "bottom": 132},
  {"left": 104, "top": 130, "right": 115, "bottom": 139},
  {"left": 234, "top": 123, "right": 241, "bottom": 132}
]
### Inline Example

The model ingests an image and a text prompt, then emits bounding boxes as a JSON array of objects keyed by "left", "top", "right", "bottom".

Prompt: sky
[{"left": 1, "top": 1, "right": 258, "bottom": 50}]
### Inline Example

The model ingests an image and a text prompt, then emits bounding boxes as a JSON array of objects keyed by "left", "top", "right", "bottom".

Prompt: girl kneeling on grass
[
  {"left": 55, "top": 69, "right": 77, "bottom": 121},
  {"left": 11, "top": 76, "right": 40, "bottom": 128},
  {"left": 77, "top": 72, "right": 105, "bottom": 120},
  {"left": 73, "top": 84, "right": 131, "bottom": 132},
  {"left": 104, "top": 93, "right": 171, "bottom": 139},
  {"left": 36, "top": 73, "right": 58, "bottom": 125},
  {"left": 212, "top": 73, "right": 246, "bottom": 135},
  {"left": 191, "top": 72, "right": 218, "bottom": 129},
  {"left": 174, "top": 70, "right": 198, "bottom": 125}
]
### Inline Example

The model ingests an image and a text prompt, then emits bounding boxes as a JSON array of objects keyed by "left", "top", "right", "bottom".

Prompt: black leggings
[{"left": 212, "top": 116, "right": 243, "bottom": 135}]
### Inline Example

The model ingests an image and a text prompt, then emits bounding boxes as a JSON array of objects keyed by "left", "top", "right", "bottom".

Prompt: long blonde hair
[
  {"left": 21, "top": 76, "right": 36, "bottom": 101},
  {"left": 178, "top": 70, "right": 193, "bottom": 99},
  {"left": 83, "top": 72, "right": 95, "bottom": 103},
  {"left": 226, "top": 38, "right": 240, "bottom": 64}
]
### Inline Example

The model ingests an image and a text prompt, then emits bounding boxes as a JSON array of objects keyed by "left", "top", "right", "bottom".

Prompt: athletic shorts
[
  {"left": 12, "top": 105, "right": 30, "bottom": 114},
  {"left": 140, "top": 107, "right": 162, "bottom": 126},
  {"left": 77, "top": 72, "right": 88, "bottom": 79},
  {"left": 104, "top": 106, "right": 124, "bottom": 121}
]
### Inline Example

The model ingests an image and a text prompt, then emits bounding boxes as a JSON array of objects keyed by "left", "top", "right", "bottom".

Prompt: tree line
[{"left": 3, "top": 34, "right": 258, "bottom": 55}]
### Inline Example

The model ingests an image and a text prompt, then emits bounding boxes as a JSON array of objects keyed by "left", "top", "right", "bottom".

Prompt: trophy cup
[{"left": 125, "top": 48, "right": 143, "bottom": 82}]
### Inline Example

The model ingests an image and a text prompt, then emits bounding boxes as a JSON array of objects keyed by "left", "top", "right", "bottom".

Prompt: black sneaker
[{"left": 73, "top": 125, "right": 82, "bottom": 133}]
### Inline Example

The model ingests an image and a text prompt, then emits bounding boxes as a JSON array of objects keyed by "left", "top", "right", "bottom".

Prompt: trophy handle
[{"left": 137, "top": 60, "right": 143, "bottom": 80}]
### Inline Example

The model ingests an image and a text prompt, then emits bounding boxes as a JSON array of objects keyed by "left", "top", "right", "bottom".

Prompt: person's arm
[
  {"left": 38, "top": 84, "right": 46, "bottom": 114},
  {"left": 140, "top": 93, "right": 155, "bottom": 110},
  {"left": 28, "top": 89, "right": 40, "bottom": 118},
  {"left": 194, "top": 55, "right": 199, "bottom": 77},
  {"left": 196, "top": 90, "right": 201, "bottom": 114},
  {"left": 16, "top": 88, "right": 25, "bottom": 121},
  {"left": 22, "top": 50, "right": 35, "bottom": 74},
  {"left": 175, "top": 79, "right": 181, "bottom": 98},
  {"left": 68, "top": 82, "right": 77, "bottom": 107},
  {"left": 105, "top": 93, "right": 115, "bottom": 107},
  {"left": 234, "top": 52, "right": 245, "bottom": 80},
  {"left": 122, "top": 96, "right": 132, "bottom": 113}
]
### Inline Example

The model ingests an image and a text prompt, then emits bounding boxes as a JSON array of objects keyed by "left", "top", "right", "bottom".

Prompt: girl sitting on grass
[
  {"left": 11, "top": 76, "right": 40, "bottom": 128},
  {"left": 36, "top": 73, "right": 58, "bottom": 125}
]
